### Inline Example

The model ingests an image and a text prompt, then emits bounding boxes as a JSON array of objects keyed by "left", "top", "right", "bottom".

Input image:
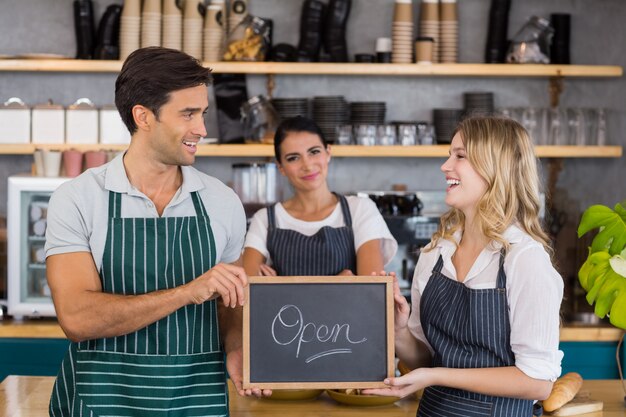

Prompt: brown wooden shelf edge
[
  {"left": 0, "top": 144, "right": 621, "bottom": 158},
  {"left": 0, "top": 60, "right": 622, "bottom": 77}
]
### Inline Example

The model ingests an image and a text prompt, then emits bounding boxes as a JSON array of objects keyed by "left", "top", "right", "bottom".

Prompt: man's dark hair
[
  {"left": 273, "top": 116, "right": 328, "bottom": 162},
  {"left": 115, "top": 47, "right": 212, "bottom": 134}
]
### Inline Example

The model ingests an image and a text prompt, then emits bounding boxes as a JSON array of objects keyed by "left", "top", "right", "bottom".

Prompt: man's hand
[
  {"left": 226, "top": 347, "right": 272, "bottom": 398},
  {"left": 185, "top": 263, "right": 248, "bottom": 308}
]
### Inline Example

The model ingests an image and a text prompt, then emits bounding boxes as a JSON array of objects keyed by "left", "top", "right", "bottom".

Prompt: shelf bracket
[
  {"left": 266, "top": 74, "right": 276, "bottom": 98},
  {"left": 549, "top": 75, "right": 564, "bottom": 108}
]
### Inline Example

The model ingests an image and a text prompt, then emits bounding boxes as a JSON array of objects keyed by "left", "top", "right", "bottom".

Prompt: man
[{"left": 45, "top": 47, "right": 266, "bottom": 416}]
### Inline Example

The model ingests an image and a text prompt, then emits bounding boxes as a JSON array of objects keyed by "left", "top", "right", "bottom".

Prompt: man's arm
[{"left": 47, "top": 252, "right": 247, "bottom": 342}]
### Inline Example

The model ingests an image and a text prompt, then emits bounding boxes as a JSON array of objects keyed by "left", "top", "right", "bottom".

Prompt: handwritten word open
[{"left": 271, "top": 304, "right": 367, "bottom": 363}]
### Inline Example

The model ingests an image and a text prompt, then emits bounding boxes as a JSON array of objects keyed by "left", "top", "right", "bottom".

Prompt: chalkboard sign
[{"left": 243, "top": 276, "right": 394, "bottom": 389}]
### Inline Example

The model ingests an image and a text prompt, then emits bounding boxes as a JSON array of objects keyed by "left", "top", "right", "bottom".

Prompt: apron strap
[
  {"left": 108, "top": 191, "right": 122, "bottom": 218},
  {"left": 496, "top": 248, "right": 507, "bottom": 289},
  {"left": 190, "top": 191, "right": 208, "bottom": 218},
  {"left": 267, "top": 204, "right": 277, "bottom": 230},
  {"left": 335, "top": 193, "right": 353, "bottom": 227}
]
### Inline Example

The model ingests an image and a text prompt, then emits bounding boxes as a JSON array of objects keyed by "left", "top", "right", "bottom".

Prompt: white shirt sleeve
[
  {"left": 506, "top": 244, "right": 564, "bottom": 381},
  {"left": 45, "top": 181, "right": 91, "bottom": 257},
  {"left": 243, "top": 207, "right": 271, "bottom": 263},
  {"left": 348, "top": 196, "right": 398, "bottom": 266}
]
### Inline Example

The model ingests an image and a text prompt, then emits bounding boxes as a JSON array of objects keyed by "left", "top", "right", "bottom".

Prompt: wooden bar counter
[
  {"left": 1, "top": 318, "right": 623, "bottom": 342},
  {"left": 2, "top": 375, "right": 625, "bottom": 417}
]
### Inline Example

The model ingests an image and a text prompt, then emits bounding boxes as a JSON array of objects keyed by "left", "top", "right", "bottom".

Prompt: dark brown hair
[
  {"left": 273, "top": 116, "right": 328, "bottom": 162},
  {"left": 115, "top": 47, "right": 212, "bottom": 134}
]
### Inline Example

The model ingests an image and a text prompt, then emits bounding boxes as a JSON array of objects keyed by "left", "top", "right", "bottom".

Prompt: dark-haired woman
[{"left": 243, "top": 116, "right": 397, "bottom": 277}]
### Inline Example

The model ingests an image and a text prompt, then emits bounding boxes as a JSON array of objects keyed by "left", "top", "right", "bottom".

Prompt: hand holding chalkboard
[{"left": 243, "top": 276, "right": 394, "bottom": 390}]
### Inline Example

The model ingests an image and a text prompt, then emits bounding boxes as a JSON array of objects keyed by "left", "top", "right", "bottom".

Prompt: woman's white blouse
[
  {"left": 244, "top": 195, "right": 397, "bottom": 266},
  {"left": 408, "top": 225, "right": 564, "bottom": 382}
]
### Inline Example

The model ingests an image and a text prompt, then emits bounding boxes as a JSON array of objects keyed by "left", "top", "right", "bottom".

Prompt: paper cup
[
  {"left": 84, "top": 150, "right": 107, "bottom": 169},
  {"left": 42, "top": 150, "right": 62, "bottom": 177},
  {"left": 62, "top": 149, "right": 83, "bottom": 177},
  {"left": 33, "top": 149, "right": 45, "bottom": 176}
]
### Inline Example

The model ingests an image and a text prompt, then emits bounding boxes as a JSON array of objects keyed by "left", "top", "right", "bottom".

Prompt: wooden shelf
[
  {"left": 0, "top": 60, "right": 622, "bottom": 77},
  {"left": 0, "top": 144, "right": 621, "bottom": 158}
]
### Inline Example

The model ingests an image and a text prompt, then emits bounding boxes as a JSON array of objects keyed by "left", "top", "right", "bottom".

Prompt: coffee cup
[
  {"left": 415, "top": 37, "right": 435, "bottom": 63},
  {"left": 62, "top": 149, "right": 83, "bottom": 178},
  {"left": 394, "top": 0, "right": 413, "bottom": 23},
  {"left": 42, "top": 149, "right": 62, "bottom": 177}
]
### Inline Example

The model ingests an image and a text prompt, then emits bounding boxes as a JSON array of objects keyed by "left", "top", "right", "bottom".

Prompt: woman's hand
[
  {"left": 362, "top": 368, "right": 434, "bottom": 399},
  {"left": 372, "top": 271, "right": 411, "bottom": 332},
  {"left": 392, "top": 275, "right": 411, "bottom": 332},
  {"left": 259, "top": 264, "right": 277, "bottom": 276},
  {"left": 338, "top": 269, "right": 355, "bottom": 276}
]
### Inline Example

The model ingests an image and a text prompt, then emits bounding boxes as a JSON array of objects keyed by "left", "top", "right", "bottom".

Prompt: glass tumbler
[
  {"left": 398, "top": 124, "right": 417, "bottom": 146},
  {"left": 376, "top": 124, "right": 397, "bottom": 146},
  {"left": 355, "top": 124, "right": 377, "bottom": 146}
]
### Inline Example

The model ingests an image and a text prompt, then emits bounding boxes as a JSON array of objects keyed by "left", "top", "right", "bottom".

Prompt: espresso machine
[{"left": 357, "top": 191, "right": 447, "bottom": 300}]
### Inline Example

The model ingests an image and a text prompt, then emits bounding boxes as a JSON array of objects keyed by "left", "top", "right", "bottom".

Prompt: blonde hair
[{"left": 429, "top": 116, "right": 552, "bottom": 254}]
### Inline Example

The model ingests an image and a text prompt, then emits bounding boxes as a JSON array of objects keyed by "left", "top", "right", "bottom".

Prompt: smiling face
[
  {"left": 147, "top": 84, "right": 208, "bottom": 166},
  {"left": 440, "top": 133, "right": 488, "bottom": 219},
  {"left": 277, "top": 131, "right": 331, "bottom": 192}
]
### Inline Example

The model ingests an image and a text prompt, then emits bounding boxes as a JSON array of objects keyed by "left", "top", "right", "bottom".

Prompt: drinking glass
[
  {"left": 547, "top": 107, "right": 568, "bottom": 146},
  {"left": 376, "top": 124, "right": 397, "bottom": 146},
  {"left": 398, "top": 124, "right": 417, "bottom": 146},
  {"left": 355, "top": 124, "right": 376, "bottom": 146},
  {"left": 567, "top": 107, "right": 586, "bottom": 146},
  {"left": 335, "top": 125, "right": 353, "bottom": 145}
]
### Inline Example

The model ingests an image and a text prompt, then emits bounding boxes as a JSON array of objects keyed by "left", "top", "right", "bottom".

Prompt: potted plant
[{"left": 577, "top": 201, "right": 626, "bottom": 329}]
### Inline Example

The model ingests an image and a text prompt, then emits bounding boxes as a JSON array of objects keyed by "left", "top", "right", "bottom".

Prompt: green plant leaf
[
  {"left": 577, "top": 203, "right": 626, "bottom": 255},
  {"left": 577, "top": 202, "right": 626, "bottom": 330}
]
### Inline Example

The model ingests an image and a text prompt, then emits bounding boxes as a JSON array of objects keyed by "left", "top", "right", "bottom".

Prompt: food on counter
[{"left": 542, "top": 372, "right": 583, "bottom": 412}]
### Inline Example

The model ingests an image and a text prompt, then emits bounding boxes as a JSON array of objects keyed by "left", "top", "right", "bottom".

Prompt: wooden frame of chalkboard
[{"left": 243, "top": 276, "right": 395, "bottom": 389}]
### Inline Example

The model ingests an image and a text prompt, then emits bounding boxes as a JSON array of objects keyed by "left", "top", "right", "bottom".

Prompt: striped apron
[
  {"left": 266, "top": 193, "right": 356, "bottom": 276},
  {"left": 49, "top": 191, "right": 228, "bottom": 417},
  {"left": 417, "top": 251, "right": 534, "bottom": 417}
]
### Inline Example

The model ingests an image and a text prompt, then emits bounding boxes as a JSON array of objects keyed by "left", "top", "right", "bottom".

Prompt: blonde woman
[{"left": 365, "top": 117, "right": 563, "bottom": 417}]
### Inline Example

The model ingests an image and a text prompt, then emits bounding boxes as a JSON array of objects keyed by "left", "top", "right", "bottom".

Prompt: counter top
[
  {"left": 1, "top": 319, "right": 622, "bottom": 342},
  {"left": 1, "top": 376, "right": 625, "bottom": 417}
]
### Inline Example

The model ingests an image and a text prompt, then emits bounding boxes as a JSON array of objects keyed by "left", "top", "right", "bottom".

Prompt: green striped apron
[{"left": 49, "top": 191, "right": 228, "bottom": 417}]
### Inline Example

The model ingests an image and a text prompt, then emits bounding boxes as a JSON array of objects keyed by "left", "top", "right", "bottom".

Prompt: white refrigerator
[{"left": 7, "top": 175, "right": 70, "bottom": 319}]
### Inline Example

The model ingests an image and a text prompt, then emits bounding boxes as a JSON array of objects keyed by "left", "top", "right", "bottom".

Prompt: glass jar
[{"left": 240, "top": 95, "right": 280, "bottom": 144}]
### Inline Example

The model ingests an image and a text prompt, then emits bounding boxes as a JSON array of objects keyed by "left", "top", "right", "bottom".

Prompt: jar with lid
[
  {"left": 232, "top": 162, "right": 281, "bottom": 205},
  {"left": 66, "top": 98, "right": 99, "bottom": 144},
  {"left": 32, "top": 100, "right": 65, "bottom": 144},
  {"left": 0, "top": 98, "right": 30, "bottom": 144},
  {"left": 240, "top": 95, "right": 280, "bottom": 144}
]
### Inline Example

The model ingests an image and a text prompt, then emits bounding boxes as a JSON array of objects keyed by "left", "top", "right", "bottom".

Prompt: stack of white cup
[
  {"left": 392, "top": 0, "right": 414, "bottom": 64},
  {"left": 119, "top": 0, "right": 141, "bottom": 60},
  {"left": 162, "top": 0, "right": 182, "bottom": 50},
  {"left": 439, "top": 0, "right": 458, "bottom": 63},
  {"left": 183, "top": 0, "right": 204, "bottom": 60},
  {"left": 204, "top": 4, "right": 225, "bottom": 62},
  {"left": 419, "top": 0, "right": 440, "bottom": 62},
  {"left": 141, "top": 0, "right": 162, "bottom": 47}
]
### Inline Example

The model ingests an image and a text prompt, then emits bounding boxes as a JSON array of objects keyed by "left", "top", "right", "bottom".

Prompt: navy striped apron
[
  {"left": 49, "top": 191, "right": 228, "bottom": 417},
  {"left": 266, "top": 193, "right": 356, "bottom": 276},
  {"left": 417, "top": 251, "right": 534, "bottom": 417}
]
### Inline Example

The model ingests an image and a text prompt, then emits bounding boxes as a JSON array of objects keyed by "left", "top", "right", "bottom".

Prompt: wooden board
[{"left": 549, "top": 398, "right": 604, "bottom": 416}]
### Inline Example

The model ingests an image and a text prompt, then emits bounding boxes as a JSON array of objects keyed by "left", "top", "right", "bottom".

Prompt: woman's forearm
[{"left": 428, "top": 366, "right": 553, "bottom": 400}]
